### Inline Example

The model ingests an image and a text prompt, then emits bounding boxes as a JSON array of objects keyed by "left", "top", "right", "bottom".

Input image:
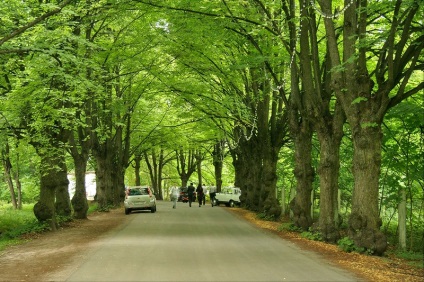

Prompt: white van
[{"left": 214, "top": 187, "right": 241, "bottom": 207}]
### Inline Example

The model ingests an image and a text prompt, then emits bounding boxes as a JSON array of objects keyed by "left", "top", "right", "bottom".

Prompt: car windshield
[{"left": 128, "top": 188, "right": 149, "bottom": 196}]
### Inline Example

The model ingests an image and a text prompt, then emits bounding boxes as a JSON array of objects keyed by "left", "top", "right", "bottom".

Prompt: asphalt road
[{"left": 60, "top": 200, "right": 359, "bottom": 282}]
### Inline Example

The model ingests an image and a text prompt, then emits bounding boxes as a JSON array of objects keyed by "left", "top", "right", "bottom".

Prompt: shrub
[
  {"left": 301, "top": 230, "right": 323, "bottom": 241},
  {"left": 337, "top": 236, "right": 366, "bottom": 253}
]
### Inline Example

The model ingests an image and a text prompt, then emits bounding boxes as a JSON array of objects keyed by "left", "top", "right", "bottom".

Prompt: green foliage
[
  {"left": 390, "top": 250, "right": 424, "bottom": 269},
  {"left": 337, "top": 237, "right": 367, "bottom": 253},
  {"left": 0, "top": 202, "right": 101, "bottom": 251},
  {"left": 0, "top": 203, "right": 48, "bottom": 251},
  {"left": 256, "top": 211, "right": 278, "bottom": 221},
  {"left": 301, "top": 230, "right": 323, "bottom": 241}
]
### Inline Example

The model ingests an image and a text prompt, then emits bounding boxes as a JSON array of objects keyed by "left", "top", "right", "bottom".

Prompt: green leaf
[{"left": 352, "top": 97, "right": 368, "bottom": 104}]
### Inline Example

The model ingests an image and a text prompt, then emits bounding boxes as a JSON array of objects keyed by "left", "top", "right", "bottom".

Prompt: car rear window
[{"left": 128, "top": 188, "right": 149, "bottom": 196}]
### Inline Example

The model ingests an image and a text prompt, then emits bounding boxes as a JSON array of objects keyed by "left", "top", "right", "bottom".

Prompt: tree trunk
[
  {"left": 94, "top": 147, "right": 115, "bottom": 210},
  {"left": 232, "top": 136, "right": 261, "bottom": 211},
  {"left": 316, "top": 135, "right": 341, "bottom": 242},
  {"left": 176, "top": 149, "right": 196, "bottom": 187},
  {"left": 348, "top": 126, "right": 387, "bottom": 255},
  {"left": 212, "top": 141, "right": 224, "bottom": 190},
  {"left": 112, "top": 159, "right": 125, "bottom": 205},
  {"left": 290, "top": 123, "right": 314, "bottom": 230},
  {"left": 398, "top": 188, "right": 407, "bottom": 251},
  {"left": 33, "top": 153, "right": 68, "bottom": 231},
  {"left": 134, "top": 154, "right": 142, "bottom": 186},
  {"left": 71, "top": 157, "right": 89, "bottom": 219},
  {"left": 196, "top": 151, "right": 202, "bottom": 185},
  {"left": 2, "top": 143, "right": 17, "bottom": 209},
  {"left": 54, "top": 155, "right": 71, "bottom": 217},
  {"left": 260, "top": 146, "right": 282, "bottom": 218},
  {"left": 14, "top": 168, "right": 22, "bottom": 210}
]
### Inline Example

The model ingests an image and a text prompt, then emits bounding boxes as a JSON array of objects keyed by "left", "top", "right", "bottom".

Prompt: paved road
[{"left": 59, "top": 201, "right": 359, "bottom": 282}]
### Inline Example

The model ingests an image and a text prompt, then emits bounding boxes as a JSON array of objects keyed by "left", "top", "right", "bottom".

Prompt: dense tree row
[{"left": 0, "top": 0, "right": 422, "bottom": 255}]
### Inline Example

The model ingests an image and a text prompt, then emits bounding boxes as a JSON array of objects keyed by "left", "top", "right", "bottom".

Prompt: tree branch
[{"left": 0, "top": 0, "right": 74, "bottom": 47}]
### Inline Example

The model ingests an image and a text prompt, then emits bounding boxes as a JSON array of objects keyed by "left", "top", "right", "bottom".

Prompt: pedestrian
[
  {"left": 209, "top": 185, "right": 217, "bottom": 207},
  {"left": 202, "top": 184, "right": 207, "bottom": 205},
  {"left": 170, "top": 186, "right": 179, "bottom": 209},
  {"left": 187, "top": 183, "right": 195, "bottom": 207},
  {"left": 196, "top": 184, "right": 203, "bottom": 207}
]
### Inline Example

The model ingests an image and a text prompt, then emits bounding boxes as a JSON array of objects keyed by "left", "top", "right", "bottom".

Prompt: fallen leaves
[{"left": 228, "top": 207, "right": 424, "bottom": 282}]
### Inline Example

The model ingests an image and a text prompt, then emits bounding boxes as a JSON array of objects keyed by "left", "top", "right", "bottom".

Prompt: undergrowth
[{"left": 0, "top": 202, "right": 99, "bottom": 251}]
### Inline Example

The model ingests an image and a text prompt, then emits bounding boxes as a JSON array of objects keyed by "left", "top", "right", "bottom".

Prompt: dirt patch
[{"left": 0, "top": 206, "right": 422, "bottom": 281}]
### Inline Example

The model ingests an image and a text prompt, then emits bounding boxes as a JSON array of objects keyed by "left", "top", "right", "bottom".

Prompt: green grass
[
  {"left": 0, "top": 202, "right": 99, "bottom": 252},
  {"left": 0, "top": 203, "right": 47, "bottom": 251}
]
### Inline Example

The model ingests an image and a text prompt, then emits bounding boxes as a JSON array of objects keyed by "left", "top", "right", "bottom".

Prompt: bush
[
  {"left": 337, "top": 237, "right": 366, "bottom": 253},
  {"left": 301, "top": 230, "right": 323, "bottom": 241}
]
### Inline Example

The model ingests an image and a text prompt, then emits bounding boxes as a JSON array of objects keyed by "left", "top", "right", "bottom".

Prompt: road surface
[{"left": 49, "top": 200, "right": 360, "bottom": 281}]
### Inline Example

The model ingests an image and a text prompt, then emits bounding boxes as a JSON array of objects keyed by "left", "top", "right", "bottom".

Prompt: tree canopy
[{"left": 0, "top": 0, "right": 422, "bottom": 255}]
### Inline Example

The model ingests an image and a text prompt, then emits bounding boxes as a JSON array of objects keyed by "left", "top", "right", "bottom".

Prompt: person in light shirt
[{"left": 170, "top": 186, "right": 179, "bottom": 209}]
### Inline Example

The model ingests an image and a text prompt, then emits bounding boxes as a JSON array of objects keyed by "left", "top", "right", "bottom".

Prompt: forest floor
[{"left": 0, "top": 204, "right": 422, "bottom": 281}]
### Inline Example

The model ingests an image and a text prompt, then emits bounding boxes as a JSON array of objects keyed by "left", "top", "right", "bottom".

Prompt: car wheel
[
  {"left": 125, "top": 208, "right": 131, "bottom": 215},
  {"left": 215, "top": 200, "right": 219, "bottom": 206},
  {"left": 151, "top": 206, "right": 156, "bottom": 213},
  {"left": 229, "top": 200, "right": 235, "bottom": 207}
]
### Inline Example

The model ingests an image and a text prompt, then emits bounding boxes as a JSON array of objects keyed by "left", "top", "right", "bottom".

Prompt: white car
[
  {"left": 124, "top": 186, "right": 157, "bottom": 214},
  {"left": 214, "top": 187, "right": 241, "bottom": 207}
]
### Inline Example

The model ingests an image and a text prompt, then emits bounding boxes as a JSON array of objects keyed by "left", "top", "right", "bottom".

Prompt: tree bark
[
  {"left": 212, "top": 141, "right": 224, "bottom": 190},
  {"left": 260, "top": 145, "right": 281, "bottom": 218},
  {"left": 398, "top": 188, "right": 407, "bottom": 251},
  {"left": 1, "top": 143, "right": 17, "bottom": 209},
  {"left": 33, "top": 153, "right": 69, "bottom": 231},
  {"left": 93, "top": 144, "right": 115, "bottom": 210},
  {"left": 54, "top": 154, "right": 71, "bottom": 217},
  {"left": 316, "top": 134, "right": 342, "bottom": 242},
  {"left": 348, "top": 126, "right": 387, "bottom": 255},
  {"left": 71, "top": 157, "right": 89, "bottom": 219},
  {"left": 134, "top": 154, "right": 142, "bottom": 186},
  {"left": 290, "top": 123, "right": 314, "bottom": 230}
]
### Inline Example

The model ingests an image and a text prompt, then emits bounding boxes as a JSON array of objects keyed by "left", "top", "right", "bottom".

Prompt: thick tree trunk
[
  {"left": 54, "top": 156, "right": 71, "bottom": 218},
  {"left": 34, "top": 154, "right": 68, "bottom": 231},
  {"left": 236, "top": 139, "right": 261, "bottom": 211},
  {"left": 348, "top": 126, "right": 387, "bottom": 255},
  {"left": 260, "top": 146, "right": 282, "bottom": 218},
  {"left": 95, "top": 150, "right": 115, "bottom": 210},
  {"left": 317, "top": 135, "right": 341, "bottom": 242},
  {"left": 290, "top": 125, "right": 314, "bottom": 230},
  {"left": 112, "top": 162, "right": 125, "bottom": 204},
  {"left": 134, "top": 154, "right": 142, "bottom": 186},
  {"left": 71, "top": 158, "right": 89, "bottom": 219}
]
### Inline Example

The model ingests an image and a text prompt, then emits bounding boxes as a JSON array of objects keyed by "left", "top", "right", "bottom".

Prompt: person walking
[
  {"left": 202, "top": 184, "right": 207, "bottom": 205},
  {"left": 170, "top": 186, "right": 179, "bottom": 209},
  {"left": 196, "top": 184, "right": 203, "bottom": 207},
  {"left": 187, "top": 183, "right": 195, "bottom": 207},
  {"left": 209, "top": 185, "right": 217, "bottom": 207}
]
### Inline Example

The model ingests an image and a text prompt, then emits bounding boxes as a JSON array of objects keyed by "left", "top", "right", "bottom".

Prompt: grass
[
  {"left": 0, "top": 203, "right": 44, "bottom": 251},
  {"left": 0, "top": 201, "right": 99, "bottom": 252}
]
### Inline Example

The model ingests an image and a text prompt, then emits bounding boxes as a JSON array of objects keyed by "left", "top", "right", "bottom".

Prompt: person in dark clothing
[
  {"left": 196, "top": 184, "right": 203, "bottom": 207},
  {"left": 187, "top": 183, "right": 195, "bottom": 207},
  {"left": 209, "top": 185, "right": 217, "bottom": 207}
]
